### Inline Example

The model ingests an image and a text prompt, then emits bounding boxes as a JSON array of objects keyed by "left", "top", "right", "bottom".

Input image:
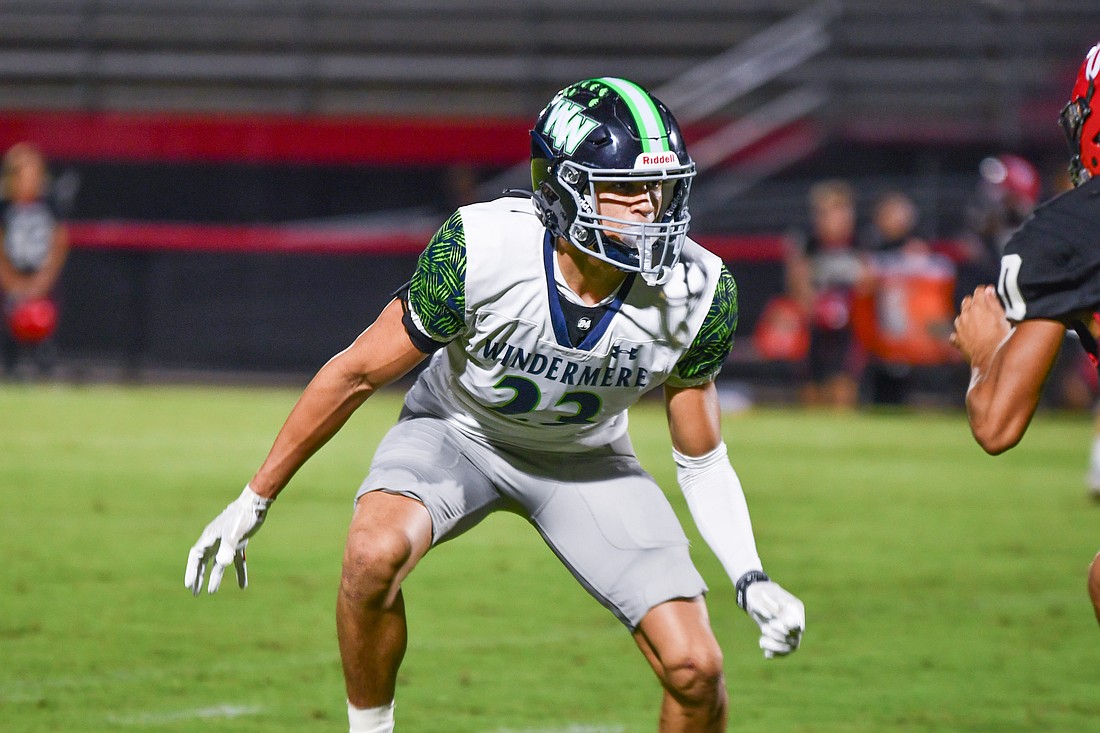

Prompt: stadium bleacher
[{"left": 0, "top": 1, "right": 1095, "bottom": 384}]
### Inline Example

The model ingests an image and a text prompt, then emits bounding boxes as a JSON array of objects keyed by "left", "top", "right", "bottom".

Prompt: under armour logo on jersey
[
  {"left": 576, "top": 317, "right": 592, "bottom": 331},
  {"left": 610, "top": 345, "right": 640, "bottom": 360}
]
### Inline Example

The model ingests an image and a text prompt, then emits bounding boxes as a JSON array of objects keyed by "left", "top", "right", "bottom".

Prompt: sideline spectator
[
  {"left": 784, "top": 179, "right": 871, "bottom": 407},
  {"left": 955, "top": 153, "right": 1042, "bottom": 300},
  {"left": 860, "top": 189, "right": 924, "bottom": 254},
  {"left": 0, "top": 142, "right": 69, "bottom": 378},
  {"left": 853, "top": 191, "right": 958, "bottom": 405}
]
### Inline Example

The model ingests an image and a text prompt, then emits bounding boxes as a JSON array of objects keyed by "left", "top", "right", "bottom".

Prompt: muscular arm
[
  {"left": 964, "top": 319, "right": 1064, "bottom": 454},
  {"left": 952, "top": 285, "right": 1065, "bottom": 455},
  {"left": 664, "top": 380, "right": 722, "bottom": 456},
  {"left": 665, "top": 381, "right": 804, "bottom": 655},
  {"left": 248, "top": 299, "right": 428, "bottom": 498}
]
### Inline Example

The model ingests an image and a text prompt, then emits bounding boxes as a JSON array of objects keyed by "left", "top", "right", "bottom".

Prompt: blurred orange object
[
  {"left": 851, "top": 256, "right": 957, "bottom": 366},
  {"left": 7, "top": 297, "right": 57, "bottom": 344},
  {"left": 753, "top": 295, "right": 810, "bottom": 361}
]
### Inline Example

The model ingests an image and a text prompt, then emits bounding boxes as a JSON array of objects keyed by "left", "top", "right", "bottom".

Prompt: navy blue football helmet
[{"left": 530, "top": 77, "right": 695, "bottom": 285}]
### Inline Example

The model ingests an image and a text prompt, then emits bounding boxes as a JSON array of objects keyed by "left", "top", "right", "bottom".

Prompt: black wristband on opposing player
[{"left": 735, "top": 570, "right": 770, "bottom": 611}]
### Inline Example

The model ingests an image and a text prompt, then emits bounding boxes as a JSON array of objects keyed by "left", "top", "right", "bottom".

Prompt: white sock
[{"left": 348, "top": 700, "right": 395, "bottom": 733}]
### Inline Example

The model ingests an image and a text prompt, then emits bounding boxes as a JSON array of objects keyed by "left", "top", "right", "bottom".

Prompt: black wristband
[{"left": 735, "top": 570, "right": 770, "bottom": 611}]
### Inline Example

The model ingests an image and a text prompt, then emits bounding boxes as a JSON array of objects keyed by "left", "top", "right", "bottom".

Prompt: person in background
[
  {"left": 954, "top": 152, "right": 1042, "bottom": 301},
  {"left": 855, "top": 191, "right": 958, "bottom": 405},
  {"left": 0, "top": 142, "right": 69, "bottom": 378},
  {"left": 860, "top": 190, "right": 925, "bottom": 255},
  {"left": 784, "top": 179, "right": 871, "bottom": 407},
  {"left": 951, "top": 41, "right": 1100, "bottom": 626}
]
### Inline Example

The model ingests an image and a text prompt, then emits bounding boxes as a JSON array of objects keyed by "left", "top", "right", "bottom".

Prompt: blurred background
[{"left": 1, "top": 0, "right": 1097, "bottom": 408}]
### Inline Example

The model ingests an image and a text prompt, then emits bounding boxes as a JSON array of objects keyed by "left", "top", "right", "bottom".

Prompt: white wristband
[{"left": 674, "top": 442, "right": 763, "bottom": 586}]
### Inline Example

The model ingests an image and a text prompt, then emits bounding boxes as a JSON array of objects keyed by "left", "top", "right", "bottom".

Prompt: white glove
[
  {"left": 738, "top": 573, "right": 805, "bottom": 659},
  {"left": 185, "top": 486, "right": 273, "bottom": 596}
]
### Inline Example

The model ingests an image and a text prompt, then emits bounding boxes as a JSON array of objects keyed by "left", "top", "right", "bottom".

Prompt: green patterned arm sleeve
[
  {"left": 405, "top": 210, "right": 468, "bottom": 345},
  {"left": 670, "top": 265, "right": 739, "bottom": 386}
]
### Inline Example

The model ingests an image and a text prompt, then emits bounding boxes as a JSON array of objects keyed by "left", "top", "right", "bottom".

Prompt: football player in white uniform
[
  {"left": 185, "top": 77, "right": 805, "bottom": 733},
  {"left": 952, "top": 43, "right": 1100, "bottom": 625}
]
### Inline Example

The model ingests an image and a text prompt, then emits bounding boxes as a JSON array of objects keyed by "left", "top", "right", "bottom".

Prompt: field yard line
[
  {"left": 106, "top": 703, "right": 263, "bottom": 725},
  {"left": 0, "top": 652, "right": 334, "bottom": 700},
  {"left": 487, "top": 726, "right": 625, "bottom": 733},
  {"left": 413, "top": 627, "right": 622, "bottom": 651},
  {"left": 2, "top": 627, "right": 620, "bottom": 701},
  {"left": 2, "top": 625, "right": 621, "bottom": 700},
  {"left": 2, "top": 620, "right": 620, "bottom": 695}
]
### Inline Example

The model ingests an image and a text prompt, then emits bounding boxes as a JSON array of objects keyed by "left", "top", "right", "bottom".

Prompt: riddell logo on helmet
[{"left": 635, "top": 152, "right": 678, "bottom": 168}]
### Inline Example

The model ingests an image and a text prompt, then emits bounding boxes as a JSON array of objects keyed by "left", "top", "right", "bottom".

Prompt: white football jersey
[{"left": 402, "top": 196, "right": 735, "bottom": 452}]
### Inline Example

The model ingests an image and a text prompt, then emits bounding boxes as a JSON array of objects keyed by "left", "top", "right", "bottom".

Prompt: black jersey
[
  {"left": 998, "top": 176, "right": 1100, "bottom": 321},
  {"left": 996, "top": 176, "right": 1100, "bottom": 357}
]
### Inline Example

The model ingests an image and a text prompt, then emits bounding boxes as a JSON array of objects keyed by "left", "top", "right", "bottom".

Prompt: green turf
[{"left": 1, "top": 382, "right": 1097, "bottom": 732}]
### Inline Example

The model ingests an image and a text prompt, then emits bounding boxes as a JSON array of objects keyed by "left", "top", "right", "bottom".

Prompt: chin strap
[{"left": 641, "top": 266, "right": 672, "bottom": 286}]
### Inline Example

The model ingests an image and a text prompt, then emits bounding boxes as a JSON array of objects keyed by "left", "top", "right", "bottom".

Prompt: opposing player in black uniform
[{"left": 951, "top": 41, "right": 1100, "bottom": 624}]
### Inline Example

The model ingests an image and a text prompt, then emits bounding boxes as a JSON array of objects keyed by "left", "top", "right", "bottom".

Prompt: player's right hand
[
  {"left": 184, "top": 486, "right": 273, "bottom": 596},
  {"left": 950, "top": 285, "right": 1010, "bottom": 366}
]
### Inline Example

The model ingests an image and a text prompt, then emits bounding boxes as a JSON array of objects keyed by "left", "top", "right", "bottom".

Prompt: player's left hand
[
  {"left": 744, "top": 580, "right": 805, "bottom": 659},
  {"left": 184, "top": 485, "right": 273, "bottom": 596}
]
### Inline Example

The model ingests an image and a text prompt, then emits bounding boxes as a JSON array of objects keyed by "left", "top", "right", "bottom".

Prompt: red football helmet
[
  {"left": 1060, "top": 42, "right": 1100, "bottom": 187},
  {"left": 7, "top": 297, "right": 57, "bottom": 343},
  {"left": 979, "top": 154, "right": 1041, "bottom": 210}
]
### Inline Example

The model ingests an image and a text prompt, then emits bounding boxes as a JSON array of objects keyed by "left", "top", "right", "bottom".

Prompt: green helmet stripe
[{"left": 596, "top": 77, "right": 668, "bottom": 153}]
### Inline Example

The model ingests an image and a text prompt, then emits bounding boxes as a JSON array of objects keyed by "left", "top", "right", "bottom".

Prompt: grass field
[{"left": 1, "top": 381, "right": 1098, "bottom": 732}]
